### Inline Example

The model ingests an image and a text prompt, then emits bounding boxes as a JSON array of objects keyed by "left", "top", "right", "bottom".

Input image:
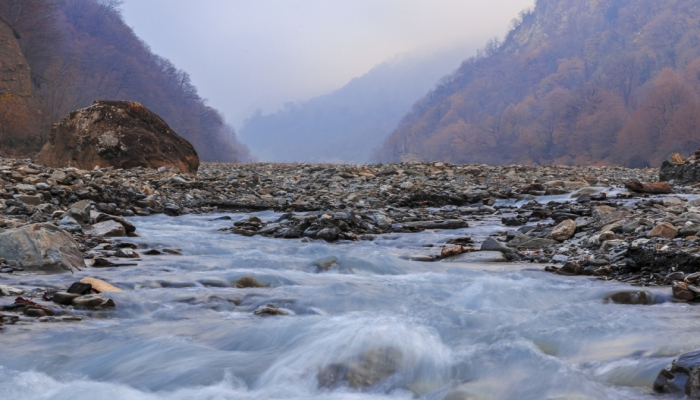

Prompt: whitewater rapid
[{"left": 0, "top": 212, "right": 697, "bottom": 399}]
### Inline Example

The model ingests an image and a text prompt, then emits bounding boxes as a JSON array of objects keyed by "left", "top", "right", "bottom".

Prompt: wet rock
[
  {"left": 673, "top": 281, "right": 695, "bottom": 301},
  {"left": 480, "top": 237, "right": 512, "bottom": 253},
  {"left": 441, "top": 251, "right": 506, "bottom": 263},
  {"left": 557, "top": 261, "right": 582, "bottom": 276},
  {"left": 317, "top": 227, "right": 340, "bottom": 242},
  {"left": 72, "top": 294, "right": 115, "bottom": 309},
  {"left": 89, "top": 220, "right": 126, "bottom": 237},
  {"left": 404, "top": 220, "right": 468, "bottom": 230},
  {"left": 440, "top": 245, "right": 465, "bottom": 258},
  {"left": 235, "top": 276, "right": 265, "bottom": 288},
  {"left": 318, "top": 347, "right": 403, "bottom": 390},
  {"left": 654, "top": 349, "right": 700, "bottom": 397},
  {"left": 647, "top": 222, "right": 678, "bottom": 239},
  {"left": 0, "top": 223, "right": 83, "bottom": 273},
  {"left": 253, "top": 306, "right": 288, "bottom": 316},
  {"left": 551, "top": 219, "right": 576, "bottom": 241},
  {"left": 603, "top": 291, "right": 652, "bottom": 305},
  {"left": 52, "top": 292, "right": 80, "bottom": 305},
  {"left": 80, "top": 277, "right": 123, "bottom": 292},
  {"left": 115, "top": 248, "right": 139, "bottom": 258},
  {"left": 35, "top": 100, "right": 200, "bottom": 173},
  {"left": 0, "top": 285, "right": 24, "bottom": 296},
  {"left": 625, "top": 180, "right": 673, "bottom": 194},
  {"left": 67, "top": 282, "right": 93, "bottom": 295}
]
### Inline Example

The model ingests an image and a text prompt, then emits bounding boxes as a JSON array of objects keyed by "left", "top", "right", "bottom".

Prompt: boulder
[
  {"left": 35, "top": 100, "right": 199, "bottom": 173},
  {"left": 660, "top": 160, "right": 700, "bottom": 185},
  {"left": 654, "top": 349, "right": 700, "bottom": 398},
  {"left": 551, "top": 219, "right": 576, "bottom": 241},
  {"left": 0, "top": 223, "right": 83, "bottom": 273},
  {"left": 603, "top": 291, "right": 653, "bottom": 305},
  {"left": 625, "top": 180, "right": 673, "bottom": 194}
]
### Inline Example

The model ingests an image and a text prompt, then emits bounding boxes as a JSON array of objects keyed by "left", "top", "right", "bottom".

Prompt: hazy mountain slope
[
  {"left": 0, "top": 0, "right": 252, "bottom": 162},
  {"left": 239, "top": 46, "right": 471, "bottom": 163},
  {"left": 374, "top": 0, "right": 700, "bottom": 167}
]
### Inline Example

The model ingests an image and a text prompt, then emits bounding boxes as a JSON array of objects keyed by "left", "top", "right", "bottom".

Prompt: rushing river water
[{"left": 1, "top": 211, "right": 700, "bottom": 399}]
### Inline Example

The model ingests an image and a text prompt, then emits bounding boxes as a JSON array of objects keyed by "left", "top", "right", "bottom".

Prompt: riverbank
[{"left": 2, "top": 157, "right": 700, "bottom": 316}]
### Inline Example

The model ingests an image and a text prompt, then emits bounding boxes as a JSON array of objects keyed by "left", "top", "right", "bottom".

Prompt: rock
[
  {"left": 253, "top": 306, "right": 288, "bottom": 316},
  {"left": 603, "top": 291, "right": 652, "bottom": 305},
  {"left": 318, "top": 347, "right": 403, "bottom": 390},
  {"left": 404, "top": 220, "right": 468, "bottom": 230},
  {"left": 480, "top": 237, "right": 511, "bottom": 253},
  {"left": 59, "top": 216, "right": 82, "bottom": 232},
  {"left": 15, "top": 195, "right": 41, "bottom": 206},
  {"left": 551, "top": 219, "right": 576, "bottom": 241},
  {"left": 35, "top": 100, "right": 200, "bottom": 173},
  {"left": 67, "top": 200, "right": 91, "bottom": 224},
  {"left": 80, "top": 277, "right": 123, "bottom": 292},
  {"left": 647, "top": 222, "right": 678, "bottom": 239},
  {"left": 654, "top": 349, "right": 700, "bottom": 397},
  {"left": 557, "top": 261, "right": 582, "bottom": 276},
  {"left": 67, "top": 282, "right": 93, "bottom": 295},
  {"left": 89, "top": 220, "right": 126, "bottom": 237},
  {"left": 72, "top": 294, "right": 115, "bottom": 309},
  {"left": 317, "top": 227, "right": 340, "bottom": 242},
  {"left": 673, "top": 281, "right": 695, "bottom": 301},
  {"left": 660, "top": 160, "right": 700, "bottom": 185},
  {"left": 441, "top": 251, "right": 506, "bottom": 263},
  {"left": 115, "top": 248, "right": 138, "bottom": 258},
  {"left": 625, "top": 180, "right": 673, "bottom": 194},
  {"left": 440, "top": 245, "right": 465, "bottom": 258},
  {"left": 515, "top": 237, "right": 557, "bottom": 250},
  {"left": 52, "top": 292, "right": 80, "bottom": 305},
  {"left": 0, "top": 285, "right": 23, "bottom": 296},
  {"left": 0, "top": 223, "right": 83, "bottom": 273},
  {"left": 235, "top": 276, "right": 265, "bottom": 288}
]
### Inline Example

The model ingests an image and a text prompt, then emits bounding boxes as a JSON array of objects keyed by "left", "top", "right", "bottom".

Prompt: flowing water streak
[{"left": 0, "top": 211, "right": 699, "bottom": 399}]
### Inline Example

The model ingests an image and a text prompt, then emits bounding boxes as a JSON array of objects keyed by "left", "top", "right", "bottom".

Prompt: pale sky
[{"left": 120, "top": 0, "right": 535, "bottom": 128}]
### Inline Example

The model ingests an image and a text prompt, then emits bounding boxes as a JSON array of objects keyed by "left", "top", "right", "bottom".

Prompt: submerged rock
[
  {"left": 317, "top": 347, "right": 403, "bottom": 390},
  {"left": 603, "top": 291, "right": 653, "bottom": 305},
  {"left": 235, "top": 276, "right": 265, "bottom": 288}
]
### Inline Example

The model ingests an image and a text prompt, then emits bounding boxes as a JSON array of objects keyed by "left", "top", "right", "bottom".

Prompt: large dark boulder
[
  {"left": 654, "top": 350, "right": 700, "bottom": 398},
  {"left": 36, "top": 100, "right": 199, "bottom": 173},
  {"left": 659, "top": 160, "right": 700, "bottom": 185}
]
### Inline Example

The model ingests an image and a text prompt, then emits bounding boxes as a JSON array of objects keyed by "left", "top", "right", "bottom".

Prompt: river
[{"left": 0, "top": 211, "right": 698, "bottom": 399}]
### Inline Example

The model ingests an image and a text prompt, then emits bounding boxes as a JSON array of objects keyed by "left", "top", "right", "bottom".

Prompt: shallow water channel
[{"left": 1, "top": 211, "right": 699, "bottom": 399}]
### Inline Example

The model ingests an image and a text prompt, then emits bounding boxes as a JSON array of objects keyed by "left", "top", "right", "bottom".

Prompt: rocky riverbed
[{"left": 7, "top": 157, "right": 700, "bottom": 397}]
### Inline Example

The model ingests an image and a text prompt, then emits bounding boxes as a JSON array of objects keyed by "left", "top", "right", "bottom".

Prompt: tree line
[{"left": 373, "top": 0, "right": 700, "bottom": 168}]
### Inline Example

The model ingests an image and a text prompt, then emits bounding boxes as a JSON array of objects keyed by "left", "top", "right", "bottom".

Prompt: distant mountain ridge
[
  {"left": 0, "top": 0, "right": 252, "bottom": 162},
  {"left": 374, "top": 0, "right": 700, "bottom": 167},
  {"left": 239, "top": 45, "right": 473, "bottom": 163}
]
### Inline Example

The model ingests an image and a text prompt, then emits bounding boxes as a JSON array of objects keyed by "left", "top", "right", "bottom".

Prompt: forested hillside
[
  {"left": 239, "top": 46, "right": 470, "bottom": 163},
  {"left": 374, "top": 0, "right": 700, "bottom": 167},
  {"left": 0, "top": 0, "right": 252, "bottom": 162}
]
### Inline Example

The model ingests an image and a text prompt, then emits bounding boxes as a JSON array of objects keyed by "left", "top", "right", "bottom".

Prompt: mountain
[
  {"left": 374, "top": 0, "right": 700, "bottom": 168},
  {"left": 238, "top": 45, "right": 472, "bottom": 163},
  {"left": 0, "top": 0, "right": 252, "bottom": 162}
]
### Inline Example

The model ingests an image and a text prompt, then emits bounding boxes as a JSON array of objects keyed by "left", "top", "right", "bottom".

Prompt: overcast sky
[{"left": 121, "top": 0, "right": 535, "bottom": 128}]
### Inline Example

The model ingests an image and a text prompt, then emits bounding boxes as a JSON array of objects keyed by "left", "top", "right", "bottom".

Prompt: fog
[{"left": 120, "top": 0, "right": 535, "bottom": 128}]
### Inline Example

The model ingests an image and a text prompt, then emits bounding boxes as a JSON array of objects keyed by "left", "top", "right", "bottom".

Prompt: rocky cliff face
[{"left": 0, "top": 16, "right": 31, "bottom": 100}]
